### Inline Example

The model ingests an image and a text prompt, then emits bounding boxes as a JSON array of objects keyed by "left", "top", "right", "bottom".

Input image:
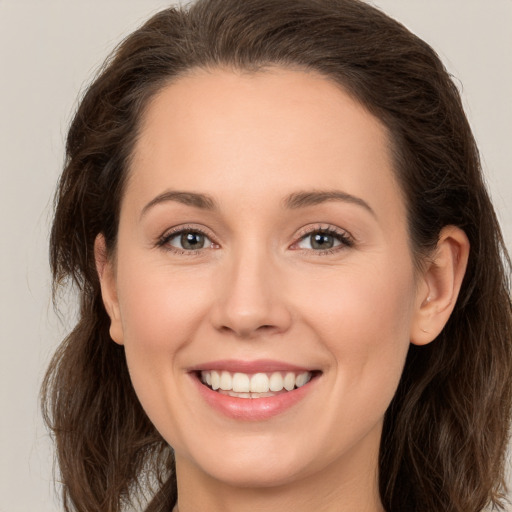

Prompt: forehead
[{"left": 126, "top": 67, "right": 405, "bottom": 225}]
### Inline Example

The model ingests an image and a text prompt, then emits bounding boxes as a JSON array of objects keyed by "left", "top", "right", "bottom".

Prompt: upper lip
[{"left": 187, "top": 359, "right": 316, "bottom": 374}]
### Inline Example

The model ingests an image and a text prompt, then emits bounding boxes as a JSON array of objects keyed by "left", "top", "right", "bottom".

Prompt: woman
[{"left": 41, "top": 0, "right": 512, "bottom": 511}]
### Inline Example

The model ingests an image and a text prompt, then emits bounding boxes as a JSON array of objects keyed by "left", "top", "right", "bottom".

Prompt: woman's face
[{"left": 102, "top": 68, "right": 427, "bottom": 491}]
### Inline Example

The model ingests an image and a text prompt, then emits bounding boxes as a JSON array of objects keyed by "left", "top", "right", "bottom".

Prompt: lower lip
[{"left": 191, "top": 373, "right": 319, "bottom": 421}]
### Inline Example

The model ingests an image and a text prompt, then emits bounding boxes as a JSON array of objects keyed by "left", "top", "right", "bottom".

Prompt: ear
[
  {"left": 94, "top": 234, "right": 124, "bottom": 345},
  {"left": 410, "top": 226, "right": 470, "bottom": 346}
]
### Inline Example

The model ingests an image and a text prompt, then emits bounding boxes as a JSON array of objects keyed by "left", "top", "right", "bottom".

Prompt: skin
[{"left": 96, "top": 67, "right": 469, "bottom": 512}]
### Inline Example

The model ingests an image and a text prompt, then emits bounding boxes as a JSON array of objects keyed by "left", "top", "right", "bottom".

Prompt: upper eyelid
[
  {"left": 294, "top": 224, "right": 353, "bottom": 240},
  {"left": 160, "top": 224, "right": 215, "bottom": 240},
  {"left": 157, "top": 223, "right": 354, "bottom": 249}
]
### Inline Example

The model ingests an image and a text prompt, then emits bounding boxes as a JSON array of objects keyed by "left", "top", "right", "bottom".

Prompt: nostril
[{"left": 217, "top": 323, "right": 280, "bottom": 338}]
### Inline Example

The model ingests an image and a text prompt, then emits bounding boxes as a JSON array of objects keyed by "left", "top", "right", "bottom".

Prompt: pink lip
[
  {"left": 187, "top": 359, "right": 314, "bottom": 374},
  {"left": 189, "top": 364, "right": 320, "bottom": 422}
]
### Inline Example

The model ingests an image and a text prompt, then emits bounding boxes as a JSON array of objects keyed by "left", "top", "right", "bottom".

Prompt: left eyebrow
[{"left": 283, "top": 190, "right": 376, "bottom": 217}]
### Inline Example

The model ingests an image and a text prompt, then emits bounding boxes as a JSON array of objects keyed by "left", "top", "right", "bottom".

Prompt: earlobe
[
  {"left": 94, "top": 234, "right": 124, "bottom": 345},
  {"left": 410, "top": 226, "right": 470, "bottom": 346}
]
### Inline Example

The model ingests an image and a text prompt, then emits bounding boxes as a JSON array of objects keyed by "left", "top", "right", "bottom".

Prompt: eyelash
[
  {"left": 157, "top": 225, "right": 215, "bottom": 255},
  {"left": 156, "top": 224, "right": 354, "bottom": 256},
  {"left": 292, "top": 225, "right": 354, "bottom": 255}
]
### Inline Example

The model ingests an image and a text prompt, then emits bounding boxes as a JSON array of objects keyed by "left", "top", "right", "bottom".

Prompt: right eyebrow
[{"left": 140, "top": 190, "right": 217, "bottom": 219}]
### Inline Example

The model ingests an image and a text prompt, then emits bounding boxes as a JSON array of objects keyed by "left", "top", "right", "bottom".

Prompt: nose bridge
[{"left": 212, "top": 238, "right": 292, "bottom": 338}]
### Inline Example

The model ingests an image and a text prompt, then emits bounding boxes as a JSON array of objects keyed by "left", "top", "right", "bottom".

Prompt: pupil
[
  {"left": 311, "top": 233, "right": 334, "bottom": 250},
  {"left": 181, "top": 232, "right": 205, "bottom": 250}
]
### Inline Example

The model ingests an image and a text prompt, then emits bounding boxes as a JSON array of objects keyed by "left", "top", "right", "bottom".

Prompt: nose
[{"left": 210, "top": 246, "right": 293, "bottom": 339}]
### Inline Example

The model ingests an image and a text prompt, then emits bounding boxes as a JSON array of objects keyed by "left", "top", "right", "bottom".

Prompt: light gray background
[{"left": 1, "top": 1, "right": 511, "bottom": 511}]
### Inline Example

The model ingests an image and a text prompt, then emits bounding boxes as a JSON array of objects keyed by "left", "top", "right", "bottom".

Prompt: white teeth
[
  {"left": 250, "top": 373, "right": 269, "bottom": 393},
  {"left": 211, "top": 370, "right": 220, "bottom": 390},
  {"left": 220, "top": 371, "right": 232, "bottom": 391},
  {"left": 221, "top": 391, "right": 276, "bottom": 399},
  {"left": 226, "top": 391, "right": 252, "bottom": 398},
  {"left": 269, "top": 372, "right": 284, "bottom": 392},
  {"left": 284, "top": 372, "right": 295, "bottom": 391},
  {"left": 232, "top": 372, "right": 250, "bottom": 392},
  {"left": 200, "top": 369, "right": 315, "bottom": 394},
  {"left": 296, "top": 372, "right": 310, "bottom": 387}
]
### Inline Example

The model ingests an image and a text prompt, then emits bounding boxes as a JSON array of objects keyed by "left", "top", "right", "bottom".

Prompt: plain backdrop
[{"left": 1, "top": 1, "right": 511, "bottom": 511}]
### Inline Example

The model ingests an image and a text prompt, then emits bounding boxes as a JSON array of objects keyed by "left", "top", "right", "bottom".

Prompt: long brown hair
[{"left": 42, "top": 1, "right": 512, "bottom": 510}]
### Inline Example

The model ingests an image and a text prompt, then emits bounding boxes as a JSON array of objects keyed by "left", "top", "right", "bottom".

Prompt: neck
[{"left": 173, "top": 431, "right": 384, "bottom": 512}]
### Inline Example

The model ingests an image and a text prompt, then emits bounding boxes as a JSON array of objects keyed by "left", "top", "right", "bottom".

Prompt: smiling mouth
[{"left": 197, "top": 370, "right": 320, "bottom": 399}]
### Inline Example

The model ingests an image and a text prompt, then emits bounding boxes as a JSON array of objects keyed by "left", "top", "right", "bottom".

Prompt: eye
[
  {"left": 159, "top": 228, "right": 215, "bottom": 253},
  {"left": 171, "top": 231, "right": 208, "bottom": 250},
  {"left": 294, "top": 227, "right": 353, "bottom": 252}
]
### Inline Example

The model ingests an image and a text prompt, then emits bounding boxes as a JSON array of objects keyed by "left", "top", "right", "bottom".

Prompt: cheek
[
  {"left": 114, "top": 260, "right": 216, "bottom": 413},
  {"left": 117, "top": 262, "right": 213, "bottom": 352},
  {"left": 114, "top": 261, "right": 217, "bottom": 439},
  {"left": 296, "top": 259, "right": 415, "bottom": 406},
  {"left": 300, "top": 258, "right": 414, "bottom": 335}
]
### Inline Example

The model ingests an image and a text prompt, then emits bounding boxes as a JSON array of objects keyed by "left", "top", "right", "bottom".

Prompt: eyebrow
[
  {"left": 140, "top": 190, "right": 217, "bottom": 218},
  {"left": 140, "top": 188, "right": 375, "bottom": 218},
  {"left": 284, "top": 190, "right": 376, "bottom": 217}
]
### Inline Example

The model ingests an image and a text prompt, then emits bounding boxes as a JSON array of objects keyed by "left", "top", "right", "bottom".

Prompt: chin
[
  {"left": 176, "top": 432, "right": 320, "bottom": 489},
  {"left": 203, "top": 456, "right": 310, "bottom": 489}
]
